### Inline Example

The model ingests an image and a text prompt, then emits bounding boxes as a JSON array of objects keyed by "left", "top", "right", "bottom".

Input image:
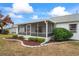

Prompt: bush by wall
[
  {"left": 53, "top": 28, "right": 73, "bottom": 41},
  {"left": 28, "top": 37, "right": 45, "bottom": 43}
]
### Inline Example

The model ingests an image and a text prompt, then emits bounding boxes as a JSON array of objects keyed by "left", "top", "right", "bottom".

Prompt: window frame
[{"left": 69, "top": 24, "right": 77, "bottom": 33}]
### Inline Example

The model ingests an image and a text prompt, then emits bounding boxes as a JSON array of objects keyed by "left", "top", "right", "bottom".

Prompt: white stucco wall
[
  {"left": 55, "top": 22, "right": 79, "bottom": 40},
  {"left": 16, "top": 27, "right": 18, "bottom": 34},
  {"left": 9, "top": 27, "right": 18, "bottom": 34}
]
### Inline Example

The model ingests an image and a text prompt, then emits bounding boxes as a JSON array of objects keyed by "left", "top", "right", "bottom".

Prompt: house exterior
[
  {"left": 9, "top": 14, "right": 79, "bottom": 42},
  {"left": 52, "top": 14, "right": 79, "bottom": 40}
]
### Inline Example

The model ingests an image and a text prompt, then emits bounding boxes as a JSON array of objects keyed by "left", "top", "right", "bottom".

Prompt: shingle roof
[{"left": 50, "top": 14, "right": 79, "bottom": 23}]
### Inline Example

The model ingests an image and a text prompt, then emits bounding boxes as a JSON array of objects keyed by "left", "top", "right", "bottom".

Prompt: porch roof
[
  {"left": 17, "top": 14, "right": 79, "bottom": 25},
  {"left": 17, "top": 19, "right": 51, "bottom": 25}
]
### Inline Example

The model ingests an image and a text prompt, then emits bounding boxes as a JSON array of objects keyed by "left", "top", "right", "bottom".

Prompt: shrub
[
  {"left": 28, "top": 37, "right": 38, "bottom": 42},
  {"left": 18, "top": 36, "right": 25, "bottom": 40},
  {"left": 28, "top": 37, "right": 36, "bottom": 42},
  {"left": 28, "top": 37, "right": 33, "bottom": 41},
  {"left": 28, "top": 37, "right": 45, "bottom": 43},
  {"left": 12, "top": 35, "right": 18, "bottom": 39},
  {"left": 53, "top": 28, "right": 73, "bottom": 41},
  {"left": 36, "top": 38, "right": 45, "bottom": 43},
  {"left": 2, "top": 29, "right": 9, "bottom": 34}
]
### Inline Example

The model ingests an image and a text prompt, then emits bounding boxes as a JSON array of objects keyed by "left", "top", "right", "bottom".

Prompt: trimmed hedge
[
  {"left": 53, "top": 28, "right": 73, "bottom": 41},
  {"left": 28, "top": 37, "right": 45, "bottom": 43}
]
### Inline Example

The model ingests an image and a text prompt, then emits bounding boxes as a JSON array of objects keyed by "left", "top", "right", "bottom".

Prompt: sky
[{"left": 0, "top": 3, "right": 79, "bottom": 24}]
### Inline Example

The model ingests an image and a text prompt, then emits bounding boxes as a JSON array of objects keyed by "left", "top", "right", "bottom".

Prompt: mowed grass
[
  {"left": 0, "top": 39, "right": 79, "bottom": 55},
  {"left": 0, "top": 34, "right": 14, "bottom": 39},
  {"left": 0, "top": 34, "right": 79, "bottom": 56},
  {"left": 67, "top": 41, "right": 79, "bottom": 46}
]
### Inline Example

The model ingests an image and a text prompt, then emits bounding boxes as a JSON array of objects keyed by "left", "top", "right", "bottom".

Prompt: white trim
[
  {"left": 26, "top": 25, "right": 27, "bottom": 35},
  {"left": 45, "top": 21, "right": 48, "bottom": 39}
]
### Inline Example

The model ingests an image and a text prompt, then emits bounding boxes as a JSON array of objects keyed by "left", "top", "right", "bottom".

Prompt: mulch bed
[
  {"left": 4, "top": 38, "right": 41, "bottom": 46},
  {"left": 22, "top": 40, "right": 41, "bottom": 46}
]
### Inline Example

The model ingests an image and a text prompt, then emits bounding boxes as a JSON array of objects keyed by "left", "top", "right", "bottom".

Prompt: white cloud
[
  {"left": 49, "top": 6, "right": 71, "bottom": 17},
  {"left": 9, "top": 13, "right": 23, "bottom": 18},
  {"left": 12, "top": 2, "right": 33, "bottom": 13},
  {"left": 32, "top": 15, "right": 38, "bottom": 19}
]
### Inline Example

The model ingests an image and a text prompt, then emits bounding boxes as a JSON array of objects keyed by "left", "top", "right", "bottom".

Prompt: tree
[{"left": 0, "top": 14, "right": 14, "bottom": 33}]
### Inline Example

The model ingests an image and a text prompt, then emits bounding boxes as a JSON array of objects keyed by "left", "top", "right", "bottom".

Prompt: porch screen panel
[
  {"left": 48, "top": 23, "right": 53, "bottom": 36},
  {"left": 38, "top": 25, "right": 46, "bottom": 37},
  {"left": 18, "top": 25, "right": 26, "bottom": 35},
  {"left": 31, "top": 24, "right": 37, "bottom": 36},
  {"left": 27, "top": 25, "right": 30, "bottom": 35}
]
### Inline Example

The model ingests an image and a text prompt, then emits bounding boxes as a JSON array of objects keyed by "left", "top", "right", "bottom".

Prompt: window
[{"left": 69, "top": 24, "right": 77, "bottom": 32}]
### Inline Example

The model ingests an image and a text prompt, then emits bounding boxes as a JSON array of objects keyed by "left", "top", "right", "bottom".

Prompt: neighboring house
[
  {"left": 8, "top": 25, "right": 18, "bottom": 34},
  {"left": 9, "top": 14, "right": 79, "bottom": 42}
]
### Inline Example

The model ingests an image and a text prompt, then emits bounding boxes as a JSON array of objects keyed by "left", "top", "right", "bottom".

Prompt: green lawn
[
  {"left": 0, "top": 34, "right": 79, "bottom": 56},
  {"left": 0, "top": 34, "right": 15, "bottom": 39}
]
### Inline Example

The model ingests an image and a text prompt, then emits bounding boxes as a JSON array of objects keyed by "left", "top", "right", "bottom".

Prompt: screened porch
[{"left": 18, "top": 21, "right": 54, "bottom": 37}]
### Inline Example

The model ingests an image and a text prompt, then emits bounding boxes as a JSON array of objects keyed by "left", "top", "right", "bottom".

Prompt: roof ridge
[{"left": 50, "top": 14, "right": 79, "bottom": 19}]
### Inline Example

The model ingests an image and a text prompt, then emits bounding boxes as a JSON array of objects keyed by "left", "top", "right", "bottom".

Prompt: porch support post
[
  {"left": 26, "top": 25, "right": 27, "bottom": 35},
  {"left": 37, "top": 23, "right": 38, "bottom": 36},
  {"left": 45, "top": 21, "right": 48, "bottom": 39},
  {"left": 30, "top": 24, "right": 31, "bottom": 35}
]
